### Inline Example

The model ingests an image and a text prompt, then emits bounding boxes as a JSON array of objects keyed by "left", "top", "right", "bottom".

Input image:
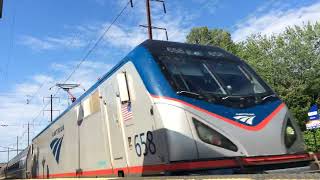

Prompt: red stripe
[
  {"left": 242, "top": 153, "right": 311, "bottom": 165},
  {"left": 128, "top": 159, "right": 238, "bottom": 173},
  {"left": 123, "top": 113, "right": 132, "bottom": 117},
  {"left": 50, "top": 172, "right": 76, "bottom": 178},
  {"left": 35, "top": 153, "right": 311, "bottom": 178},
  {"left": 123, "top": 114, "right": 133, "bottom": 118},
  {"left": 36, "top": 159, "right": 237, "bottom": 178},
  {"left": 166, "top": 159, "right": 238, "bottom": 171},
  {"left": 151, "top": 95, "right": 285, "bottom": 131},
  {"left": 81, "top": 169, "right": 114, "bottom": 177},
  {"left": 123, "top": 112, "right": 132, "bottom": 116}
]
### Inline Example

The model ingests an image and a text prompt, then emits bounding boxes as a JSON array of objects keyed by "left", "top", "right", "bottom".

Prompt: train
[
  {"left": 0, "top": 40, "right": 318, "bottom": 178},
  {"left": 0, "top": 148, "right": 29, "bottom": 179}
]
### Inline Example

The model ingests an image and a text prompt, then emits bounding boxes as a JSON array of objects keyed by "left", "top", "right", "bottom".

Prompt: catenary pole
[{"left": 146, "top": 0, "right": 153, "bottom": 39}]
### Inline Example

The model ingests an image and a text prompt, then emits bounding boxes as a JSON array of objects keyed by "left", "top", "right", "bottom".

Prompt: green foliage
[
  {"left": 237, "top": 23, "right": 320, "bottom": 131},
  {"left": 186, "top": 23, "right": 320, "bottom": 150},
  {"left": 304, "top": 130, "right": 320, "bottom": 152},
  {"left": 186, "top": 27, "right": 237, "bottom": 54}
]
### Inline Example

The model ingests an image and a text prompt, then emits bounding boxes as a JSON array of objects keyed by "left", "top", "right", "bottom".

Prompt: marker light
[{"left": 285, "top": 119, "right": 297, "bottom": 148}]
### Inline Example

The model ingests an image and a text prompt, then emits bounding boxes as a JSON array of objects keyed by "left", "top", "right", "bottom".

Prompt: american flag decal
[{"left": 121, "top": 102, "right": 133, "bottom": 121}]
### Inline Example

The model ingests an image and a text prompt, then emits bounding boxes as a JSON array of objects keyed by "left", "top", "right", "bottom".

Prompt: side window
[
  {"left": 82, "top": 90, "right": 101, "bottom": 118},
  {"left": 117, "top": 72, "right": 131, "bottom": 103},
  {"left": 83, "top": 98, "right": 91, "bottom": 117}
]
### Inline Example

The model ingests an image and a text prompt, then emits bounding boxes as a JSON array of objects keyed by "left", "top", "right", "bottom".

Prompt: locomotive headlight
[
  {"left": 193, "top": 118, "right": 238, "bottom": 152},
  {"left": 285, "top": 119, "right": 297, "bottom": 148}
]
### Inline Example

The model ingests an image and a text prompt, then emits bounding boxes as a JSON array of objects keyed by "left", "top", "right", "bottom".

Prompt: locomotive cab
[{"left": 139, "top": 40, "right": 306, "bottom": 170}]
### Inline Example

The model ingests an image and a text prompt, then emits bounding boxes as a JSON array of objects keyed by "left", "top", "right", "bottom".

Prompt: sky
[{"left": 0, "top": 0, "right": 320, "bottom": 162}]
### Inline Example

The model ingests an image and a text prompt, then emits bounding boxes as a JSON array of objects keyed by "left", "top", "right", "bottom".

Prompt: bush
[{"left": 303, "top": 129, "right": 320, "bottom": 152}]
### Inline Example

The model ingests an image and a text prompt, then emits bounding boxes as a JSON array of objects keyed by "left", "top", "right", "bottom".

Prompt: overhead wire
[
  {"left": 63, "top": 1, "right": 131, "bottom": 83},
  {"left": 0, "top": 145, "right": 15, "bottom": 150},
  {"left": 31, "top": 0, "right": 132, "bottom": 126},
  {"left": 26, "top": 30, "right": 87, "bottom": 105}
]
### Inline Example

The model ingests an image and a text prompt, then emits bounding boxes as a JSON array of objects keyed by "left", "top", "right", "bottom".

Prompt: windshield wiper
[
  {"left": 261, "top": 94, "right": 277, "bottom": 101},
  {"left": 221, "top": 95, "right": 247, "bottom": 101},
  {"left": 176, "top": 91, "right": 203, "bottom": 99}
]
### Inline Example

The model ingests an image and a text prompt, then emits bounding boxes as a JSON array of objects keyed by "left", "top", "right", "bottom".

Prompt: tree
[
  {"left": 237, "top": 23, "right": 320, "bottom": 131},
  {"left": 186, "top": 27, "right": 237, "bottom": 53}
]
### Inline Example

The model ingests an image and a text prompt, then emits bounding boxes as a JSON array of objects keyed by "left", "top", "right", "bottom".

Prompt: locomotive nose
[{"left": 186, "top": 105, "right": 305, "bottom": 158}]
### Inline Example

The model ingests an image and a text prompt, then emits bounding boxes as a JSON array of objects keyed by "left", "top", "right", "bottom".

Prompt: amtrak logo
[
  {"left": 233, "top": 113, "right": 256, "bottom": 125},
  {"left": 50, "top": 136, "right": 64, "bottom": 163}
]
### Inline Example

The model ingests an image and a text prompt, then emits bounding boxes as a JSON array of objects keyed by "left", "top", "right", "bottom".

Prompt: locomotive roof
[
  {"left": 141, "top": 40, "right": 238, "bottom": 60},
  {"left": 6, "top": 147, "right": 29, "bottom": 166},
  {"left": 32, "top": 40, "right": 238, "bottom": 140}
]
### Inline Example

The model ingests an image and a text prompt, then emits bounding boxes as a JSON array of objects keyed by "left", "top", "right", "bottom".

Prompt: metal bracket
[{"left": 139, "top": 25, "right": 168, "bottom": 40}]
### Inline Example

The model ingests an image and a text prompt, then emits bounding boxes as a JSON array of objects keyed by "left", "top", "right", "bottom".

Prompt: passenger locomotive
[{"left": 0, "top": 40, "right": 316, "bottom": 178}]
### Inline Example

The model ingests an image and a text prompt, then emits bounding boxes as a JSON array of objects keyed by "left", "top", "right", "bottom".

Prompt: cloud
[
  {"left": 0, "top": 60, "right": 112, "bottom": 162},
  {"left": 101, "top": 24, "right": 146, "bottom": 49},
  {"left": 195, "top": 0, "right": 221, "bottom": 14},
  {"left": 19, "top": 0, "right": 195, "bottom": 53},
  {"left": 98, "top": 1, "right": 193, "bottom": 49},
  {"left": 19, "top": 36, "right": 55, "bottom": 50},
  {"left": 19, "top": 34, "right": 86, "bottom": 51},
  {"left": 232, "top": 2, "right": 320, "bottom": 42}
]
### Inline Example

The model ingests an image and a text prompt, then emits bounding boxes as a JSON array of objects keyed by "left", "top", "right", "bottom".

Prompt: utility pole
[
  {"left": 0, "top": 0, "right": 3, "bottom": 19},
  {"left": 146, "top": 0, "right": 153, "bottom": 39},
  {"left": 16, "top": 136, "right": 18, "bottom": 155},
  {"left": 141, "top": 0, "right": 167, "bottom": 40},
  {"left": 43, "top": 95, "right": 60, "bottom": 122},
  {"left": 7, "top": 147, "right": 9, "bottom": 162}
]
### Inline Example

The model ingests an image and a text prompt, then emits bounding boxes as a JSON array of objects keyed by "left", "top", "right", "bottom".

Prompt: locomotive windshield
[
  {"left": 160, "top": 56, "right": 268, "bottom": 96},
  {"left": 151, "top": 45, "right": 276, "bottom": 107}
]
